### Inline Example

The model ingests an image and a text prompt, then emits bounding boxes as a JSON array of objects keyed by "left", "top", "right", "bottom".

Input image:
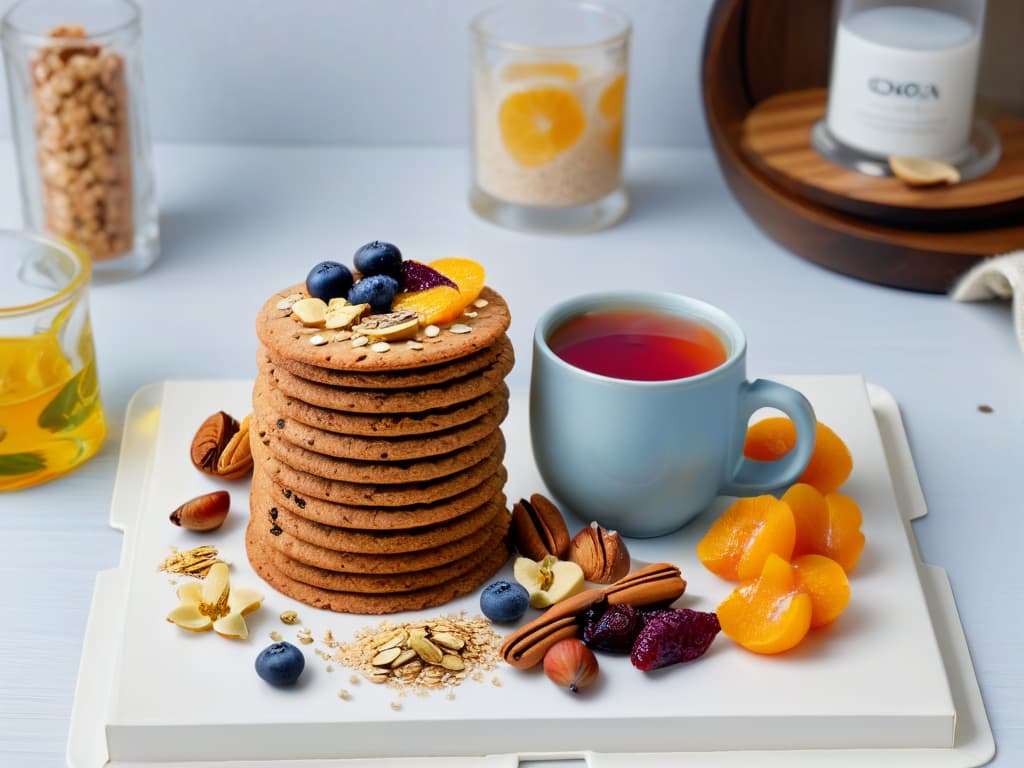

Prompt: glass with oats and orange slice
[{"left": 470, "top": 0, "right": 630, "bottom": 233}]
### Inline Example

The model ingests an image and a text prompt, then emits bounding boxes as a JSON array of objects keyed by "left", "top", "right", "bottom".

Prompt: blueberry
[
  {"left": 306, "top": 261, "right": 354, "bottom": 301},
  {"left": 255, "top": 641, "right": 305, "bottom": 686},
  {"left": 348, "top": 274, "right": 399, "bottom": 313},
  {"left": 480, "top": 580, "right": 530, "bottom": 623},
  {"left": 353, "top": 241, "right": 403, "bottom": 280}
]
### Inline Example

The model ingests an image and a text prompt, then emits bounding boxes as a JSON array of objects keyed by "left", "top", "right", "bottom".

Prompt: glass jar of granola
[
  {"left": 470, "top": 0, "right": 631, "bottom": 233},
  {"left": 2, "top": 0, "right": 158, "bottom": 280}
]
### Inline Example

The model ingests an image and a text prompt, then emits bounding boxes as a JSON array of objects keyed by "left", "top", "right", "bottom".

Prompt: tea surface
[{"left": 548, "top": 309, "right": 727, "bottom": 381}]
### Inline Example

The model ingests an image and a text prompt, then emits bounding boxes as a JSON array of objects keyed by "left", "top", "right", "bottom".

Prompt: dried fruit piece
[
  {"left": 744, "top": 417, "right": 853, "bottom": 493},
  {"left": 781, "top": 483, "right": 829, "bottom": 557},
  {"left": 399, "top": 260, "right": 457, "bottom": 293},
  {"left": 717, "top": 554, "right": 812, "bottom": 655},
  {"left": 792, "top": 554, "right": 850, "bottom": 628},
  {"left": 889, "top": 156, "right": 960, "bottom": 187},
  {"left": 499, "top": 87, "right": 586, "bottom": 167},
  {"left": 821, "top": 492, "right": 866, "bottom": 573},
  {"left": 429, "top": 257, "right": 487, "bottom": 307},
  {"left": 630, "top": 608, "right": 721, "bottom": 671},
  {"left": 169, "top": 490, "right": 230, "bottom": 531},
  {"left": 391, "top": 285, "right": 464, "bottom": 326},
  {"left": 582, "top": 603, "right": 643, "bottom": 654},
  {"left": 696, "top": 495, "right": 795, "bottom": 581},
  {"left": 543, "top": 638, "right": 599, "bottom": 693},
  {"left": 513, "top": 555, "right": 585, "bottom": 608}
]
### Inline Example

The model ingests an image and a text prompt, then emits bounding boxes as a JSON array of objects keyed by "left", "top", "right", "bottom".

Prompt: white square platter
[{"left": 66, "top": 376, "right": 994, "bottom": 767}]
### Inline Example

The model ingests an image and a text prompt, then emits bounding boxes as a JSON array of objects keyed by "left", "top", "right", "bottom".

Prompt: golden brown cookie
[
  {"left": 256, "top": 285, "right": 511, "bottom": 372},
  {"left": 258, "top": 397, "right": 508, "bottom": 462},
  {"left": 254, "top": 374, "right": 509, "bottom": 437},
  {"left": 259, "top": 519, "right": 510, "bottom": 594},
  {"left": 247, "top": 519, "right": 511, "bottom": 614},
  {"left": 252, "top": 479, "right": 505, "bottom": 555},
  {"left": 254, "top": 413, "right": 503, "bottom": 484},
  {"left": 259, "top": 342, "right": 514, "bottom": 414},
  {"left": 261, "top": 334, "right": 511, "bottom": 390},
  {"left": 251, "top": 432, "right": 506, "bottom": 507},
  {"left": 253, "top": 465, "right": 508, "bottom": 530},
  {"left": 252, "top": 505, "right": 510, "bottom": 575}
]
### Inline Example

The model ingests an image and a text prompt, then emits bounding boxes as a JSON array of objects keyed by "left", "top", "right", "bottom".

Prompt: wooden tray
[{"left": 702, "top": 0, "right": 1024, "bottom": 293}]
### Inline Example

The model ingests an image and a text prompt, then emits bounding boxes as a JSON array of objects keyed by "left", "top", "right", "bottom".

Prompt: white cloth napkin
[{"left": 951, "top": 250, "right": 1024, "bottom": 352}]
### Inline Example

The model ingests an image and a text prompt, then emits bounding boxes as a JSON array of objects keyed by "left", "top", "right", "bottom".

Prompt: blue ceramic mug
[{"left": 531, "top": 292, "right": 816, "bottom": 538}]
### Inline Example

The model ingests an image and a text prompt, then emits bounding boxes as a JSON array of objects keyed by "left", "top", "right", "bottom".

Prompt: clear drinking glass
[
  {"left": 470, "top": 0, "right": 631, "bottom": 233},
  {"left": 2, "top": 0, "right": 158, "bottom": 281},
  {"left": 0, "top": 231, "right": 105, "bottom": 490}
]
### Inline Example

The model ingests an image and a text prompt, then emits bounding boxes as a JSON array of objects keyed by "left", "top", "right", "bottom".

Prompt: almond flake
[
  {"left": 472, "top": 299, "right": 489, "bottom": 308},
  {"left": 310, "top": 334, "right": 328, "bottom": 346},
  {"left": 424, "top": 325, "right": 440, "bottom": 338},
  {"left": 351, "top": 336, "right": 369, "bottom": 348},
  {"left": 449, "top": 324, "right": 472, "bottom": 334},
  {"left": 464, "top": 311, "right": 478, "bottom": 318},
  {"left": 371, "top": 341, "right": 391, "bottom": 353},
  {"left": 406, "top": 341, "right": 424, "bottom": 350}
]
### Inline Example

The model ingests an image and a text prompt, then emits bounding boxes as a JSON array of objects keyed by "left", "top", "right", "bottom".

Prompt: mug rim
[{"left": 534, "top": 291, "right": 747, "bottom": 387}]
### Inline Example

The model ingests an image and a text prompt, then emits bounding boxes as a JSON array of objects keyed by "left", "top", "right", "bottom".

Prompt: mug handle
[{"left": 720, "top": 379, "right": 816, "bottom": 496}]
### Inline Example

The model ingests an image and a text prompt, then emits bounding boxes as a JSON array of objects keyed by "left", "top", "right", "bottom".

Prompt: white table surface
[{"left": 0, "top": 143, "right": 1020, "bottom": 768}]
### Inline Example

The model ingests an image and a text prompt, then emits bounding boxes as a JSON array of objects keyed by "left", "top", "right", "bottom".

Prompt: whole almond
[{"left": 169, "top": 490, "right": 230, "bottom": 531}]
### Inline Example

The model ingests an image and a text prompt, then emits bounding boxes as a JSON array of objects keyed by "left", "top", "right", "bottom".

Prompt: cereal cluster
[{"left": 31, "top": 25, "right": 133, "bottom": 262}]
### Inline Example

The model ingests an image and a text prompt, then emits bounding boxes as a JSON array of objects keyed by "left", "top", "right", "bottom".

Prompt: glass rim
[
  {"left": 471, "top": 0, "right": 631, "bottom": 54},
  {"left": 1, "top": 0, "right": 140, "bottom": 46},
  {"left": 0, "top": 230, "right": 91, "bottom": 318}
]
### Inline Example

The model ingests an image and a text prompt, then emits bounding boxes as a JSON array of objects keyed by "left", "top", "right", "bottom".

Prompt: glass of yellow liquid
[{"left": 0, "top": 230, "right": 105, "bottom": 490}]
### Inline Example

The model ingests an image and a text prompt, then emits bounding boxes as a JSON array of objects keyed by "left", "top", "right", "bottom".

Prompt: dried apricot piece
[
  {"left": 696, "top": 495, "right": 795, "bottom": 581},
  {"left": 781, "top": 483, "right": 829, "bottom": 557},
  {"left": 717, "top": 553, "right": 812, "bottom": 654},
  {"left": 792, "top": 554, "right": 850, "bottom": 628},
  {"left": 390, "top": 285, "right": 463, "bottom": 326},
  {"left": 429, "top": 257, "right": 486, "bottom": 308},
  {"left": 822, "top": 492, "right": 866, "bottom": 573},
  {"left": 499, "top": 88, "right": 586, "bottom": 167},
  {"left": 744, "top": 417, "right": 853, "bottom": 493}
]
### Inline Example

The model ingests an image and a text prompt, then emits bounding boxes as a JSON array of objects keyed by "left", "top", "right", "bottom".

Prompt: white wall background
[{"left": 0, "top": 0, "right": 717, "bottom": 146}]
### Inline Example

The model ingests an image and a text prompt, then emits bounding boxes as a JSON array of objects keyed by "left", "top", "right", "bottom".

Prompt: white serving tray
[{"left": 67, "top": 376, "right": 995, "bottom": 767}]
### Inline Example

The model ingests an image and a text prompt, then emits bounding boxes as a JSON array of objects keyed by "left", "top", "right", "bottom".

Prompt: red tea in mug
[{"left": 548, "top": 308, "right": 728, "bottom": 381}]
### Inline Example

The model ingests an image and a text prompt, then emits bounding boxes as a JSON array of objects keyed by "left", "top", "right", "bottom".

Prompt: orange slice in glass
[
  {"left": 499, "top": 88, "right": 586, "bottom": 167},
  {"left": 599, "top": 74, "right": 626, "bottom": 121},
  {"left": 502, "top": 61, "right": 580, "bottom": 83}
]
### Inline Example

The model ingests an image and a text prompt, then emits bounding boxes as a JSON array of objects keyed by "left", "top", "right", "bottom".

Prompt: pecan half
[
  {"left": 190, "top": 411, "right": 253, "bottom": 480},
  {"left": 499, "top": 562, "right": 687, "bottom": 669},
  {"left": 568, "top": 522, "right": 631, "bottom": 584},
  {"left": 511, "top": 493, "right": 570, "bottom": 560}
]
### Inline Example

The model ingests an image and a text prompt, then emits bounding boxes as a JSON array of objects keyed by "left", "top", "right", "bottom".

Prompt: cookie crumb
[
  {"left": 338, "top": 689, "right": 351, "bottom": 701},
  {"left": 978, "top": 404, "right": 993, "bottom": 413},
  {"left": 390, "top": 701, "right": 402, "bottom": 711},
  {"left": 270, "top": 631, "right": 283, "bottom": 642}
]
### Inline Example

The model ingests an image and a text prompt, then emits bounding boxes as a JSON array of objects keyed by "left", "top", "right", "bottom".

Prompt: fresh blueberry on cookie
[
  {"left": 348, "top": 274, "right": 399, "bottom": 313},
  {"left": 306, "top": 261, "right": 354, "bottom": 301},
  {"left": 255, "top": 641, "right": 305, "bottom": 686},
  {"left": 480, "top": 580, "right": 530, "bottom": 623},
  {"left": 353, "top": 241, "right": 403, "bottom": 280}
]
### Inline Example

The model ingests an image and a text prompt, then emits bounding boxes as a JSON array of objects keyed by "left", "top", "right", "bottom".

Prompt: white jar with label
[{"left": 825, "top": 0, "right": 986, "bottom": 162}]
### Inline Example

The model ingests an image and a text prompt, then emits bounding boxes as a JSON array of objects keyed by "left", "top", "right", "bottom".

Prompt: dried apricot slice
[
  {"left": 696, "top": 495, "right": 795, "bottom": 581},
  {"left": 717, "top": 553, "right": 812, "bottom": 654},
  {"left": 781, "top": 483, "right": 829, "bottom": 557},
  {"left": 499, "top": 88, "right": 586, "bottom": 167},
  {"left": 792, "top": 554, "right": 850, "bottom": 628},
  {"left": 744, "top": 417, "right": 853, "bottom": 493},
  {"left": 429, "top": 257, "right": 486, "bottom": 308},
  {"left": 390, "top": 285, "right": 463, "bottom": 326}
]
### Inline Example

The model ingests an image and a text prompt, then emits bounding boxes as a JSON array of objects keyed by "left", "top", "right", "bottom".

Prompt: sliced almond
[
  {"left": 371, "top": 646, "right": 403, "bottom": 666},
  {"left": 389, "top": 648, "right": 418, "bottom": 668},
  {"left": 430, "top": 632, "right": 465, "bottom": 651},
  {"left": 440, "top": 654, "right": 465, "bottom": 671},
  {"left": 889, "top": 156, "right": 960, "bottom": 187},
  {"left": 291, "top": 298, "right": 328, "bottom": 326},
  {"left": 325, "top": 302, "right": 369, "bottom": 330},
  {"left": 449, "top": 323, "right": 472, "bottom": 334},
  {"left": 409, "top": 636, "right": 444, "bottom": 664}
]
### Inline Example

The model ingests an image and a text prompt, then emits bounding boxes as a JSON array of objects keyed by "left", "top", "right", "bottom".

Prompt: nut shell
[
  {"left": 169, "top": 490, "right": 231, "bottom": 531},
  {"left": 511, "top": 493, "right": 570, "bottom": 560},
  {"left": 543, "top": 638, "right": 599, "bottom": 693},
  {"left": 569, "top": 522, "right": 631, "bottom": 584},
  {"left": 190, "top": 411, "right": 253, "bottom": 480}
]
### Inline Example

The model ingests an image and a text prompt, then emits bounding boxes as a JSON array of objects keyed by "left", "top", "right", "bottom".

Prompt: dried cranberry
[
  {"left": 630, "top": 609, "right": 721, "bottom": 671},
  {"left": 583, "top": 604, "right": 644, "bottom": 654}
]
